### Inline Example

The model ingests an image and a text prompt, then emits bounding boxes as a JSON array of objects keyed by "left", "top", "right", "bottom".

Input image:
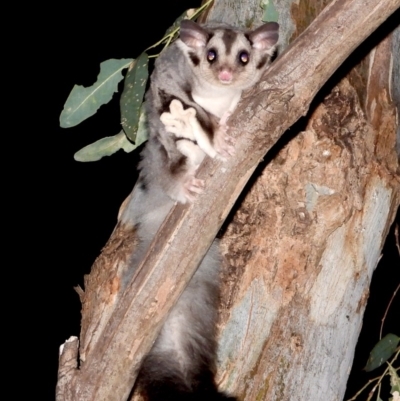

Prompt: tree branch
[{"left": 57, "top": 0, "right": 400, "bottom": 400}]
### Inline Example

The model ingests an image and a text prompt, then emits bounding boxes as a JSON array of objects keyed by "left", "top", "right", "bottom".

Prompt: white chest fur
[{"left": 192, "top": 85, "right": 242, "bottom": 119}]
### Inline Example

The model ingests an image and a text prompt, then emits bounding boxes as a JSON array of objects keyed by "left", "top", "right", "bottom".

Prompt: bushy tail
[{"left": 136, "top": 364, "right": 236, "bottom": 401}]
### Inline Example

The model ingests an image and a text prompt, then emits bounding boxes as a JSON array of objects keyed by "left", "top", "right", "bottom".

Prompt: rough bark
[
  {"left": 56, "top": 0, "right": 400, "bottom": 400},
  {"left": 212, "top": 1, "right": 400, "bottom": 400}
]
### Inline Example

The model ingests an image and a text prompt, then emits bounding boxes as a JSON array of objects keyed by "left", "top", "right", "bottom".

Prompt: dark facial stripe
[
  {"left": 222, "top": 29, "right": 237, "bottom": 55},
  {"left": 244, "top": 33, "right": 253, "bottom": 46},
  {"left": 256, "top": 55, "right": 269, "bottom": 70},
  {"left": 188, "top": 52, "right": 200, "bottom": 66}
]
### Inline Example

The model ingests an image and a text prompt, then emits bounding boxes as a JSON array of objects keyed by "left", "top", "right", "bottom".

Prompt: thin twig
[
  {"left": 347, "top": 349, "right": 400, "bottom": 401},
  {"left": 379, "top": 283, "right": 399, "bottom": 339},
  {"left": 366, "top": 349, "right": 399, "bottom": 401},
  {"left": 366, "top": 365, "right": 390, "bottom": 401},
  {"left": 346, "top": 376, "right": 380, "bottom": 401},
  {"left": 145, "top": 0, "right": 214, "bottom": 54}
]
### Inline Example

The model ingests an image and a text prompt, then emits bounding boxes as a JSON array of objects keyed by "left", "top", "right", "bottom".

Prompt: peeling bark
[
  {"left": 217, "top": 78, "right": 399, "bottom": 400},
  {"left": 213, "top": 2, "right": 399, "bottom": 400}
]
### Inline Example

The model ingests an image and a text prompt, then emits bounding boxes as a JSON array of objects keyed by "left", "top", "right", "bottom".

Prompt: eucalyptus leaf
[
  {"left": 120, "top": 53, "right": 149, "bottom": 142},
  {"left": 261, "top": 0, "right": 279, "bottom": 22},
  {"left": 60, "top": 58, "right": 132, "bottom": 128},
  {"left": 364, "top": 334, "right": 400, "bottom": 372},
  {"left": 74, "top": 131, "right": 136, "bottom": 162},
  {"left": 135, "top": 103, "right": 149, "bottom": 147}
]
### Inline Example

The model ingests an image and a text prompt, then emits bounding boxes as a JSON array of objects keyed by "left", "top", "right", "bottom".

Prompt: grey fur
[
  {"left": 129, "top": 20, "right": 279, "bottom": 400},
  {"left": 141, "top": 19, "right": 279, "bottom": 203}
]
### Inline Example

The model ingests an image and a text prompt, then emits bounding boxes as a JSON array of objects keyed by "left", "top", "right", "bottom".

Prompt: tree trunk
[
  {"left": 210, "top": 1, "right": 400, "bottom": 400},
  {"left": 56, "top": 0, "right": 400, "bottom": 400}
]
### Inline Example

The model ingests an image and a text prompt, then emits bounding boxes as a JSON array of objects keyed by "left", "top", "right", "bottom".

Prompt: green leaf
[
  {"left": 60, "top": 58, "right": 133, "bottom": 128},
  {"left": 74, "top": 131, "right": 136, "bottom": 162},
  {"left": 261, "top": 0, "right": 279, "bottom": 22},
  {"left": 389, "top": 364, "right": 400, "bottom": 394},
  {"left": 74, "top": 103, "right": 148, "bottom": 162},
  {"left": 135, "top": 103, "right": 149, "bottom": 147},
  {"left": 120, "top": 53, "right": 149, "bottom": 142},
  {"left": 364, "top": 334, "right": 400, "bottom": 372}
]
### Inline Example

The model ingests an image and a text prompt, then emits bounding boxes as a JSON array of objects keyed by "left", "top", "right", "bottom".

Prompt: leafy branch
[{"left": 59, "top": 0, "right": 214, "bottom": 162}]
